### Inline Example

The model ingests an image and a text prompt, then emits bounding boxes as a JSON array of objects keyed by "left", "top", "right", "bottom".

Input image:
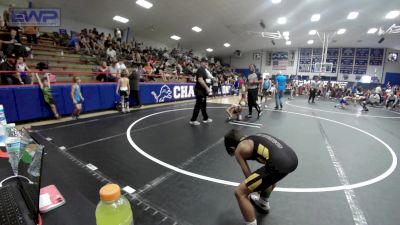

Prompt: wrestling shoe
[{"left": 249, "top": 193, "right": 270, "bottom": 214}]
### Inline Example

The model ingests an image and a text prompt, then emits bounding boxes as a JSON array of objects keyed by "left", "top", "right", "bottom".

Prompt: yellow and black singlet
[{"left": 243, "top": 133, "right": 298, "bottom": 173}]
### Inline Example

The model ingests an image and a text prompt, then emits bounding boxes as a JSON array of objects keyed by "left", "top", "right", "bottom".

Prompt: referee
[{"left": 246, "top": 64, "right": 261, "bottom": 118}]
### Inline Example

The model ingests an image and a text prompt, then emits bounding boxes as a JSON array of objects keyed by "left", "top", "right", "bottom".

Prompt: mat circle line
[
  {"left": 285, "top": 101, "right": 400, "bottom": 119},
  {"left": 126, "top": 107, "right": 397, "bottom": 193}
]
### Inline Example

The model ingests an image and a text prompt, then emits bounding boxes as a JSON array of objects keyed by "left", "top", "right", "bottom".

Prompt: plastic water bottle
[
  {"left": 96, "top": 184, "right": 133, "bottom": 225},
  {"left": 0, "top": 105, "right": 6, "bottom": 125},
  {"left": 5, "top": 136, "right": 22, "bottom": 176},
  {"left": 27, "top": 145, "right": 43, "bottom": 177}
]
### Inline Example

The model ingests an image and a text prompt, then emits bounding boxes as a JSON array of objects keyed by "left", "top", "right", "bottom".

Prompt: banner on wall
[
  {"left": 298, "top": 48, "right": 312, "bottom": 73},
  {"left": 10, "top": 8, "right": 61, "bottom": 27},
  {"left": 369, "top": 48, "right": 384, "bottom": 66},
  {"left": 339, "top": 48, "right": 355, "bottom": 74},
  {"left": 140, "top": 84, "right": 232, "bottom": 104},
  {"left": 353, "top": 48, "right": 369, "bottom": 75},
  {"left": 272, "top": 52, "right": 288, "bottom": 70}
]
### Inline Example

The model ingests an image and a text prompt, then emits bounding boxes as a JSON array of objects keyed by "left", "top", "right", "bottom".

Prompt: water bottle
[
  {"left": 27, "top": 145, "right": 43, "bottom": 177},
  {"left": 0, "top": 105, "right": 6, "bottom": 125},
  {"left": 96, "top": 184, "right": 133, "bottom": 225},
  {"left": 5, "top": 137, "right": 22, "bottom": 176}
]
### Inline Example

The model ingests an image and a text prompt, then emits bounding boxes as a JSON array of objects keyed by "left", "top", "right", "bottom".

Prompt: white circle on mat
[
  {"left": 126, "top": 107, "right": 397, "bottom": 193},
  {"left": 285, "top": 101, "right": 400, "bottom": 119}
]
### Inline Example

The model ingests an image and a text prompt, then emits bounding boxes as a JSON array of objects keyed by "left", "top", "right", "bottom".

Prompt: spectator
[
  {"left": 115, "top": 28, "right": 122, "bottom": 43},
  {"left": 96, "top": 61, "right": 108, "bottom": 82},
  {"left": 275, "top": 72, "right": 287, "bottom": 110},
  {"left": 2, "top": 4, "right": 15, "bottom": 29},
  {"left": 108, "top": 59, "right": 120, "bottom": 81},
  {"left": 23, "top": 25, "right": 38, "bottom": 44},
  {"left": 143, "top": 61, "right": 153, "bottom": 75},
  {"left": 118, "top": 60, "right": 127, "bottom": 73},
  {"left": 129, "top": 64, "right": 141, "bottom": 108},
  {"left": 132, "top": 50, "right": 142, "bottom": 65},
  {"left": 0, "top": 53, "right": 20, "bottom": 85},
  {"left": 67, "top": 33, "right": 80, "bottom": 51},
  {"left": 106, "top": 46, "right": 116, "bottom": 61},
  {"left": 0, "top": 29, "right": 27, "bottom": 56},
  {"left": 16, "top": 56, "right": 32, "bottom": 84},
  {"left": 35, "top": 73, "right": 60, "bottom": 119}
]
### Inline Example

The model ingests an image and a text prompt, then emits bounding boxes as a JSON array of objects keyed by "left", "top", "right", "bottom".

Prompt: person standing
[
  {"left": 129, "top": 65, "right": 142, "bottom": 108},
  {"left": 308, "top": 77, "right": 319, "bottom": 103},
  {"left": 71, "top": 77, "right": 84, "bottom": 119},
  {"left": 275, "top": 72, "right": 287, "bottom": 110},
  {"left": 189, "top": 58, "right": 212, "bottom": 125},
  {"left": 260, "top": 76, "right": 271, "bottom": 108},
  {"left": 246, "top": 64, "right": 261, "bottom": 118}
]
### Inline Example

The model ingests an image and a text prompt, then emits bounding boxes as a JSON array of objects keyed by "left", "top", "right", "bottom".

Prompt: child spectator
[
  {"left": 71, "top": 77, "right": 84, "bottom": 119},
  {"left": 117, "top": 70, "right": 130, "bottom": 113},
  {"left": 16, "top": 56, "right": 32, "bottom": 84},
  {"left": 35, "top": 73, "right": 60, "bottom": 119}
]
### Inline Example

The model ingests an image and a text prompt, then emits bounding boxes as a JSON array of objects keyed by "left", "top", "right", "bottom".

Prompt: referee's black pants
[{"left": 247, "top": 88, "right": 260, "bottom": 115}]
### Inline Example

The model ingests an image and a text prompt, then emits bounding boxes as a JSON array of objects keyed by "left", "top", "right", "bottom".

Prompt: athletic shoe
[
  {"left": 189, "top": 121, "right": 201, "bottom": 125},
  {"left": 274, "top": 107, "right": 279, "bottom": 110},
  {"left": 246, "top": 114, "right": 252, "bottom": 118},
  {"left": 203, "top": 118, "right": 213, "bottom": 123},
  {"left": 127, "top": 107, "right": 131, "bottom": 112},
  {"left": 249, "top": 193, "right": 270, "bottom": 214}
]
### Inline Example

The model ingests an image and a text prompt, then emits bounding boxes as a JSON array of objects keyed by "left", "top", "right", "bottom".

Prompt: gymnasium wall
[{"left": 222, "top": 47, "right": 400, "bottom": 83}]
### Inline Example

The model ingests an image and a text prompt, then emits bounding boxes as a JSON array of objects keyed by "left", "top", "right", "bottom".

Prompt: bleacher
[{"left": 21, "top": 36, "right": 99, "bottom": 83}]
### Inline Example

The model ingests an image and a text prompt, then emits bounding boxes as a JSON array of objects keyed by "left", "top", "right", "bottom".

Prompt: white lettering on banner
[
  {"left": 173, "top": 86, "right": 195, "bottom": 100},
  {"left": 181, "top": 86, "right": 187, "bottom": 98},
  {"left": 174, "top": 86, "right": 180, "bottom": 99}
]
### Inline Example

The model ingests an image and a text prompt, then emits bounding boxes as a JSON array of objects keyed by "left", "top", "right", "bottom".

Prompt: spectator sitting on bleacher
[
  {"left": 0, "top": 53, "right": 21, "bottom": 85},
  {"left": 0, "top": 29, "right": 28, "bottom": 57},
  {"left": 131, "top": 50, "right": 142, "bottom": 65},
  {"left": 106, "top": 46, "right": 116, "bottom": 61},
  {"left": 108, "top": 58, "right": 120, "bottom": 82},
  {"left": 96, "top": 61, "right": 108, "bottom": 82},
  {"left": 23, "top": 25, "right": 38, "bottom": 44},
  {"left": 144, "top": 61, "right": 153, "bottom": 75},
  {"left": 16, "top": 56, "right": 32, "bottom": 84},
  {"left": 118, "top": 60, "right": 127, "bottom": 74},
  {"left": 67, "top": 33, "right": 80, "bottom": 52}
]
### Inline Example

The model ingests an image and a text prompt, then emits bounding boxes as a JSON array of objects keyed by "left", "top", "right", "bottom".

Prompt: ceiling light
[
  {"left": 206, "top": 48, "right": 213, "bottom": 52},
  {"left": 136, "top": 0, "right": 153, "bottom": 9},
  {"left": 282, "top": 31, "right": 289, "bottom": 37},
  {"left": 224, "top": 43, "right": 231, "bottom": 47},
  {"left": 307, "top": 40, "right": 314, "bottom": 45},
  {"left": 309, "top": 30, "right": 317, "bottom": 35},
  {"left": 385, "top": 11, "right": 400, "bottom": 19},
  {"left": 286, "top": 41, "right": 291, "bottom": 45},
  {"left": 347, "top": 12, "right": 359, "bottom": 20},
  {"left": 311, "top": 14, "right": 320, "bottom": 22},
  {"left": 277, "top": 17, "right": 287, "bottom": 24},
  {"left": 170, "top": 35, "right": 181, "bottom": 40},
  {"left": 367, "top": 28, "right": 378, "bottom": 34},
  {"left": 113, "top": 16, "right": 129, "bottom": 23},
  {"left": 271, "top": 0, "right": 281, "bottom": 4},
  {"left": 337, "top": 28, "right": 346, "bottom": 35},
  {"left": 192, "top": 26, "right": 202, "bottom": 32}
]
